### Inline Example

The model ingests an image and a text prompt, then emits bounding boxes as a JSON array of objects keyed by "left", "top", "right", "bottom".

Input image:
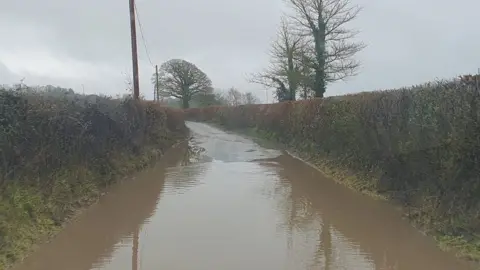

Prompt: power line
[{"left": 134, "top": 3, "right": 154, "bottom": 67}]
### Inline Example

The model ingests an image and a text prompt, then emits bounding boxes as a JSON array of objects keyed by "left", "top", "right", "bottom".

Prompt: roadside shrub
[{"left": 0, "top": 87, "right": 186, "bottom": 189}]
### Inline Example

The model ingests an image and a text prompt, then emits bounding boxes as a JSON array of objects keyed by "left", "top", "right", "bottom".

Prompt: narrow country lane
[{"left": 12, "top": 122, "right": 476, "bottom": 270}]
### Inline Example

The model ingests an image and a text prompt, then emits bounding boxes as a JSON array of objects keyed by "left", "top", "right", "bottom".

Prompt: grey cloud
[
  {"left": 0, "top": 64, "right": 125, "bottom": 97},
  {"left": 337, "top": 0, "right": 480, "bottom": 95},
  {"left": 1, "top": 0, "right": 480, "bottom": 100},
  {"left": 0, "top": 62, "right": 19, "bottom": 84},
  {"left": 1, "top": 0, "right": 282, "bottom": 64}
]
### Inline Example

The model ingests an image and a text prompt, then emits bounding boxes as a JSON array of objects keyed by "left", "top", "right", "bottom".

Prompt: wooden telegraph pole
[
  {"left": 128, "top": 0, "right": 140, "bottom": 99},
  {"left": 155, "top": 65, "right": 159, "bottom": 101}
]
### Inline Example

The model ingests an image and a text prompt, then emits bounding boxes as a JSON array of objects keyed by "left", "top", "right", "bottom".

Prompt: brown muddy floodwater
[{"left": 13, "top": 122, "right": 476, "bottom": 270}]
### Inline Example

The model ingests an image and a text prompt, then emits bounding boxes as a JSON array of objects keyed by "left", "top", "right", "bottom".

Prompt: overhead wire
[
  {"left": 134, "top": 2, "right": 159, "bottom": 101},
  {"left": 134, "top": 2, "right": 154, "bottom": 67}
]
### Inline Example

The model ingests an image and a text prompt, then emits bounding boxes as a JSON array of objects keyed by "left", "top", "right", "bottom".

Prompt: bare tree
[
  {"left": 152, "top": 59, "right": 212, "bottom": 108},
  {"left": 121, "top": 71, "right": 133, "bottom": 97},
  {"left": 121, "top": 71, "right": 146, "bottom": 99},
  {"left": 226, "top": 89, "right": 260, "bottom": 105},
  {"left": 288, "top": 0, "right": 366, "bottom": 97},
  {"left": 214, "top": 91, "right": 229, "bottom": 105},
  {"left": 241, "top": 92, "right": 260, "bottom": 104},
  {"left": 226, "top": 87, "right": 243, "bottom": 106},
  {"left": 250, "top": 17, "right": 307, "bottom": 102}
]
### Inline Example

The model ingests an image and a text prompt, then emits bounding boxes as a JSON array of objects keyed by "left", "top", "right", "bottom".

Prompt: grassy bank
[
  {"left": 184, "top": 78, "right": 480, "bottom": 261},
  {"left": 0, "top": 86, "right": 187, "bottom": 269}
]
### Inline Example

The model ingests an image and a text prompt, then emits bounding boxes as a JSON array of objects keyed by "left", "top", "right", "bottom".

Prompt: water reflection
[
  {"left": 162, "top": 144, "right": 210, "bottom": 195},
  {"left": 12, "top": 143, "right": 189, "bottom": 270},
  {"left": 131, "top": 227, "right": 139, "bottom": 270},
  {"left": 259, "top": 159, "right": 336, "bottom": 270},
  {"left": 321, "top": 221, "right": 332, "bottom": 270},
  {"left": 258, "top": 154, "right": 473, "bottom": 270}
]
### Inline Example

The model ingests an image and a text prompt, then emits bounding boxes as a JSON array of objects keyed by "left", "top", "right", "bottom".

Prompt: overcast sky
[{"left": 1, "top": 0, "right": 479, "bottom": 102}]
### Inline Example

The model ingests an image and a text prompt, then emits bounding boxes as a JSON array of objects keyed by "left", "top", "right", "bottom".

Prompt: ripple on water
[{"left": 162, "top": 163, "right": 210, "bottom": 195}]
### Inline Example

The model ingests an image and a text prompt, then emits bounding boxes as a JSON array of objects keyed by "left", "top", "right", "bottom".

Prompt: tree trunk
[
  {"left": 287, "top": 51, "right": 297, "bottom": 101},
  {"left": 313, "top": 22, "right": 327, "bottom": 98},
  {"left": 182, "top": 98, "right": 190, "bottom": 109},
  {"left": 289, "top": 88, "right": 296, "bottom": 101},
  {"left": 314, "top": 69, "right": 326, "bottom": 98}
]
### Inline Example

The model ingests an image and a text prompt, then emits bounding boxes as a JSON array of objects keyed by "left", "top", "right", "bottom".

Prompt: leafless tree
[
  {"left": 152, "top": 59, "right": 212, "bottom": 108},
  {"left": 226, "top": 87, "right": 243, "bottom": 106},
  {"left": 288, "top": 0, "right": 366, "bottom": 97},
  {"left": 224, "top": 88, "right": 260, "bottom": 106},
  {"left": 122, "top": 71, "right": 133, "bottom": 96},
  {"left": 250, "top": 17, "right": 309, "bottom": 102},
  {"left": 121, "top": 71, "right": 146, "bottom": 100},
  {"left": 242, "top": 92, "right": 260, "bottom": 104}
]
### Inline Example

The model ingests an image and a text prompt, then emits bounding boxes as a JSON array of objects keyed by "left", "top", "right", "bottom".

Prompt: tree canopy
[{"left": 152, "top": 59, "right": 212, "bottom": 108}]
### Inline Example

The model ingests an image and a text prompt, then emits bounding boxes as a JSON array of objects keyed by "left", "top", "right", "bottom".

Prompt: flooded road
[{"left": 13, "top": 122, "right": 475, "bottom": 270}]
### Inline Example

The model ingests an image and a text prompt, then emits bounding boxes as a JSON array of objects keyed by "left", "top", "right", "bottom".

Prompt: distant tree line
[
  {"left": 158, "top": 86, "right": 260, "bottom": 109},
  {"left": 151, "top": 59, "right": 260, "bottom": 108}
]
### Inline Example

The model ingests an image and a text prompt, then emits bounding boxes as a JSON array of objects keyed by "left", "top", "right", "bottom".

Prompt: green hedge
[
  {"left": 185, "top": 79, "right": 480, "bottom": 259},
  {"left": 0, "top": 86, "right": 187, "bottom": 269}
]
